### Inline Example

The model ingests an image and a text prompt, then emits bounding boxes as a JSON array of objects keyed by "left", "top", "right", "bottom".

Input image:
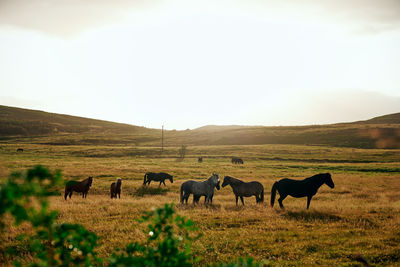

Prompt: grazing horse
[
  {"left": 110, "top": 179, "right": 122, "bottom": 199},
  {"left": 143, "top": 172, "right": 173, "bottom": 187},
  {"left": 231, "top": 157, "right": 244, "bottom": 164},
  {"left": 222, "top": 176, "right": 264, "bottom": 205},
  {"left": 198, "top": 157, "right": 203, "bottom": 163},
  {"left": 64, "top": 176, "right": 93, "bottom": 200},
  {"left": 17, "top": 148, "right": 24, "bottom": 152},
  {"left": 180, "top": 173, "right": 220, "bottom": 204},
  {"left": 270, "top": 173, "right": 334, "bottom": 209}
]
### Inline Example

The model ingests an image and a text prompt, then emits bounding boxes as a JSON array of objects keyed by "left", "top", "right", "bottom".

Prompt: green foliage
[
  {"left": 109, "top": 203, "right": 200, "bottom": 267},
  {"left": 0, "top": 165, "right": 101, "bottom": 266}
]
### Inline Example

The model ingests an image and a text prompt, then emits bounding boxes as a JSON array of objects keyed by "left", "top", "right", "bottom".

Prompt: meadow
[{"left": 1, "top": 143, "right": 399, "bottom": 266}]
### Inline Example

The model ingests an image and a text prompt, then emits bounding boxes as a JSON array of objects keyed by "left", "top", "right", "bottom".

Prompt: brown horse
[
  {"left": 64, "top": 176, "right": 93, "bottom": 200},
  {"left": 222, "top": 176, "right": 264, "bottom": 205},
  {"left": 110, "top": 179, "right": 122, "bottom": 199}
]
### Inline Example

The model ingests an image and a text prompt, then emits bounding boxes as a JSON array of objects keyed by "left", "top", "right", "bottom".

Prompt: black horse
[
  {"left": 64, "top": 176, "right": 93, "bottom": 200},
  {"left": 222, "top": 176, "right": 264, "bottom": 205},
  {"left": 270, "top": 173, "right": 334, "bottom": 209},
  {"left": 143, "top": 172, "right": 173, "bottom": 187},
  {"left": 231, "top": 157, "right": 244, "bottom": 164},
  {"left": 110, "top": 179, "right": 122, "bottom": 199},
  {"left": 198, "top": 157, "right": 203, "bottom": 163}
]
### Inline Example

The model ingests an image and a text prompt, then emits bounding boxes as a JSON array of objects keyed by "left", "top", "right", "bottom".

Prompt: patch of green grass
[
  {"left": 284, "top": 211, "right": 342, "bottom": 223},
  {"left": 133, "top": 186, "right": 170, "bottom": 196}
]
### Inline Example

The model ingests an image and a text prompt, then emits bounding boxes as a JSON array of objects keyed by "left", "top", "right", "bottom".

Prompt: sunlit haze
[{"left": 1, "top": 0, "right": 399, "bottom": 129}]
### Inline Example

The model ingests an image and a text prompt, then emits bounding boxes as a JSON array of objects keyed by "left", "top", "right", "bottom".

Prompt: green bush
[
  {"left": 0, "top": 165, "right": 101, "bottom": 266},
  {"left": 109, "top": 203, "right": 200, "bottom": 267}
]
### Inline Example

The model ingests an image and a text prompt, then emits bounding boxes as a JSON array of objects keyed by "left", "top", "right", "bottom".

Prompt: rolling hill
[
  {"left": 0, "top": 105, "right": 153, "bottom": 136},
  {"left": 0, "top": 105, "right": 399, "bottom": 148}
]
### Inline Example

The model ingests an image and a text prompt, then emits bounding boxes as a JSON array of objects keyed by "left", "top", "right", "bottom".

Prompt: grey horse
[{"left": 180, "top": 173, "right": 220, "bottom": 204}]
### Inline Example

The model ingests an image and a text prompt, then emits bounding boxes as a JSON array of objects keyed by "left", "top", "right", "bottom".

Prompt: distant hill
[
  {"left": 0, "top": 105, "right": 399, "bottom": 148},
  {"left": 0, "top": 105, "right": 153, "bottom": 136},
  {"left": 362, "top": 113, "right": 400, "bottom": 124}
]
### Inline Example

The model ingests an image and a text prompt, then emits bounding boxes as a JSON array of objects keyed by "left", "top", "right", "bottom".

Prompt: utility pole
[{"left": 161, "top": 125, "right": 164, "bottom": 153}]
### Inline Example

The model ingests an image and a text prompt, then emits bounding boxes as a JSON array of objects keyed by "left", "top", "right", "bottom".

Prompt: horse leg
[
  {"left": 240, "top": 196, "right": 245, "bottom": 205},
  {"left": 163, "top": 180, "right": 166, "bottom": 186},
  {"left": 307, "top": 195, "right": 313, "bottom": 209},
  {"left": 159, "top": 181, "right": 162, "bottom": 187},
  {"left": 278, "top": 194, "right": 287, "bottom": 209},
  {"left": 64, "top": 190, "right": 69, "bottom": 200},
  {"left": 235, "top": 195, "right": 239, "bottom": 205},
  {"left": 69, "top": 192, "right": 73, "bottom": 199}
]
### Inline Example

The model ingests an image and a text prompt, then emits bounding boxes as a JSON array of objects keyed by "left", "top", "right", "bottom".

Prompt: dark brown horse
[
  {"left": 143, "top": 172, "right": 173, "bottom": 187},
  {"left": 198, "top": 157, "right": 203, "bottom": 163},
  {"left": 110, "top": 179, "right": 122, "bottom": 199},
  {"left": 64, "top": 176, "right": 93, "bottom": 200},
  {"left": 222, "top": 176, "right": 264, "bottom": 205},
  {"left": 270, "top": 173, "right": 334, "bottom": 209},
  {"left": 231, "top": 157, "right": 244, "bottom": 164}
]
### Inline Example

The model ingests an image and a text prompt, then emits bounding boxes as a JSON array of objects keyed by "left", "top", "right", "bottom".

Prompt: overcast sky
[{"left": 1, "top": 0, "right": 399, "bottom": 129}]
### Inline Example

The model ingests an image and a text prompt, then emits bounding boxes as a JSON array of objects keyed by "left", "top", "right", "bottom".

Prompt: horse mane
[
  {"left": 225, "top": 176, "right": 244, "bottom": 185},
  {"left": 307, "top": 173, "right": 330, "bottom": 182}
]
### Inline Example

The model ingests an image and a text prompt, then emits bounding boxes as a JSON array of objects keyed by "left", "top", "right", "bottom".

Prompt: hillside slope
[
  {"left": 0, "top": 105, "right": 399, "bottom": 148},
  {"left": 0, "top": 105, "right": 153, "bottom": 136}
]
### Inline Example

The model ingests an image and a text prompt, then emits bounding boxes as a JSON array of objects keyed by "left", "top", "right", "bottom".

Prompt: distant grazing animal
[
  {"left": 143, "top": 172, "right": 173, "bottom": 187},
  {"left": 222, "top": 176, "right": 264, "bottom": 205},
  {"left": 180, "top": 173, "right": 220, "bottom": 204},
  {"left": 110, "top": 179, "right": 122, "bottom": 199},
  {"left": 353, "top": 254, "right": 371, "bottom": 267},
  {"left": 17, "top": 148, "right": 24, "bottom": 152},
  {"left": 64, "top": 176, "right": 93, "bottom": 200},
  {"left": 198, "top": 157, "right": 203, "bottom": 163},
  {"left": 231, "top": 157, "right": 243, "bottom": 164},
  {"left": 270, "top": 173, "right": 334, "bottom": 209}
]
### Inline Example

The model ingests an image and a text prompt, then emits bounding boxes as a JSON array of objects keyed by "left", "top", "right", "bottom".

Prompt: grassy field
[{"left": 1, "top": 143, "right": 400, "bottom": 266}]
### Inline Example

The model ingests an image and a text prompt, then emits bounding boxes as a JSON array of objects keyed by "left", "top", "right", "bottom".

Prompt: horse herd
[{"left": 64, "top": 172, "right": 335, "bottom": 209}]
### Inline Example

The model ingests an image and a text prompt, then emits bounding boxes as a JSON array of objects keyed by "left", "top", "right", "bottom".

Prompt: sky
[{"left": 0, "top": 0, "right": 399, "bottom": 130}]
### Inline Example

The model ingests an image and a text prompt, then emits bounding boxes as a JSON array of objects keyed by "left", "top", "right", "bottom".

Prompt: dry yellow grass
[{"left": 1, "top": 143, "right": 400, "bottom": 266}]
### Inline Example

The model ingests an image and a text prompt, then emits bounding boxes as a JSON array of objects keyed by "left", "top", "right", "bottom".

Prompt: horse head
[
  {"left": 324, "top": 173, "right": 334, "bottom": 188},
  {"left": 212, "top": 173, "right": 220, "bottom": 190},
  {"left": 169, "top": 175, "right": 174, "bottom": 183},
  {"left": 88, "top": 176, "right": 93, "bottom": 187},
  {"left": 221, "top": 176, "right": 230, "bottom": 188},
  {"left": 117, "top": 179, "right": 122, "bottom": 186}
]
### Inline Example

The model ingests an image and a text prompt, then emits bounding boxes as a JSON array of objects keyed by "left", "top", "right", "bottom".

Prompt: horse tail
[
  {"left": 143, "top": 173, "right": 147, "bottom": 185},
  {"left": 270, "top": 182, "right": 278, "bottom": 207},
  {"left": 180, "top": 185, "right": 184, "bottom": 203},
  {"left": 64, "top": 186, "right": 69, "bottom": 200},
  {"left": 260, "top": 187, "right": 264, "bottom": 203}
]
